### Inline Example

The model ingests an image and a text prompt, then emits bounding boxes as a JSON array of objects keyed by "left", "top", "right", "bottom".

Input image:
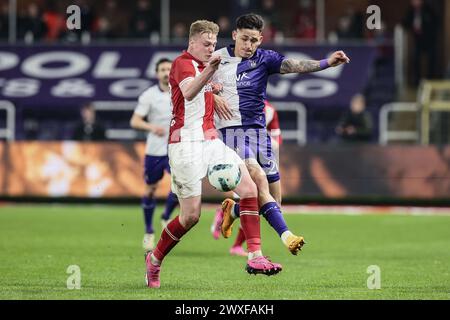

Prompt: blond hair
[{"left": 189, "top": 20, "right": 219, "bottom": 40}]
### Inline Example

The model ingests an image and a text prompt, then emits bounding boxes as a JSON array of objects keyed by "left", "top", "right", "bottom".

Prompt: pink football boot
[
  {"left": 211, "top": 208, "right": 224, "bottom": 240},
  {"left": 145, "top": 252, "right": 161, "bottom": 288},
  {"left": 246, "top": 256, "right": 282, "bottom": 276}
]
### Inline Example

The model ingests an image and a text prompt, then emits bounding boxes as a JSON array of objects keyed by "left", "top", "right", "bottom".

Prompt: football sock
[
  {"left": 231, "top": 202, "right": 240, "bottom": 218},
  {"left": 248, "top": 250, "right": 263, "bottom": 260},
  {"left": 153, "top": 216, "right": 187, "bottom": 263},
  {"left": 161, "top": 191, "right": 178, "bottom": 221},
  {"left": 232, "top": 226, "right": 246, "bottom": 247},
  {"left": 259, "top": 202, "right": 289, "bottom": 237},
  {"left": 281, "top": 231, "right": 295, "bottom": 244},
  {"left": 239, "top": 197, "right": 261, "bottom": 254},
  {"left": 142, "top": 196, "right": 156, "bottom": 234}
]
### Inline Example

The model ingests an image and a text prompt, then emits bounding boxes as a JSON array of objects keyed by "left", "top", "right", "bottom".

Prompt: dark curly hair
[{"left": 236, "top": 13, "right": 264, "bottom": 31}]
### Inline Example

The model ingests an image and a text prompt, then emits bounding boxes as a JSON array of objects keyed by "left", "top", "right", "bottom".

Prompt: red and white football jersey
[
  {"left": 264, "top": 100, "right": 282, "bottom": 145},
  {"left": 168, "top": 51, "right": 217, "bottom": 144}
]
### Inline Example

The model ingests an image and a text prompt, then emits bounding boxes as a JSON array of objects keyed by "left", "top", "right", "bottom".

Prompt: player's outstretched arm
[{"left": 280, "top": 50, "right": 350, "bottom": 74}]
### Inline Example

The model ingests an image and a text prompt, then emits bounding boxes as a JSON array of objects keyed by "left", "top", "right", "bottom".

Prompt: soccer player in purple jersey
[{"left": 212, "top": 13, "right": 350, "bottom": 255}]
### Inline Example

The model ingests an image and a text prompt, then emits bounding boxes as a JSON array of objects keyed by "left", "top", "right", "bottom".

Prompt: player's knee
[
  {"left": 238, "top": 176, "right": 258, "bottom": 198},
  {"left": 254, "top": 173, "right": 270, "bottom": 194},
  {"left": 182, "top": 213, "right": 200, "bottom": 228},
  {"left": 146, "top": 184, "right": 157, "bottom": 198}
]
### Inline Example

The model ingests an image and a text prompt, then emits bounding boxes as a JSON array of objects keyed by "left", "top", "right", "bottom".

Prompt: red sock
[
  {"left": 232, "top": 226, "right": 246, "bottom": 247},
  {"left": 239, "top": 197, "right": 261, "bottom": 252},
  {"left": 153, "top": 216, "right": 187, "bottom": 262}
]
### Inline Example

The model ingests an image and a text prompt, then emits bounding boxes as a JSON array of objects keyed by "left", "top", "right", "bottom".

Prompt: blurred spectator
[
  {"left": 99, "top": 0, "right": 129, "bottom": 39},
  {"left": 293, "top": 0, "right": 316, "bottom": 40},
  {"left": 403, "top": 0, "right": 438, "bottom": 85},
  {"left": 77, "top": 0, "right": 96, "bottom": 32},
  {"left": 335, "top": 94, "right": 373, "bottom": 143},
  {"left": 261, "top": 19, "right": 277, "bottom": 43},
  {"left": 171, "top": 22, "right": 187, "bottom": 42},
  {"left": 256, "top": 0, "right": 284, "bottom": 42},
  {"left": 0, "top": 1, "right": 9, "bottom": 40},
  {"left": 72, "top": 104, "right": 106, "bottom": 141},
  {"left": 259, "top": 0, "right": 280, "bottom": 28},
  {"left": 329, "top": 6, "right": 364, "bottom": 42},
  {"left": 230, "top": 0, "right": 258, "bottom": 22},
  {"left": 42, "top": 0, "right": 65, "bottom": 41},
  {"left": 335, "top": 15, "right": 353, "bottom": 39},
  {"left": 18, "top": 3, "right": 47, "bottom": 42},
  {"left": 130, "top": 0, "right": 160, "bottom": 39},
  {"left": 217, "top": 15, "right": 232, "bottom": 38},
  {"left": 92, "top": 16, "right": 114, "bottom": 40}
]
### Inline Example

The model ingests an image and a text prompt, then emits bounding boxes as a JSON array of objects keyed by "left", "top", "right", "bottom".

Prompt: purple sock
[
  {"left": 161, "top": 191, "right": 178, "bottom": 221},
  {"left": 142, "top": 196, "right": 156, "bottom": 234},
  {"left": 233, "top": 203, "right": 240, "bottom": 217},
  {"left": 259, "top": 202, "right": 288, "bottom": 236}
]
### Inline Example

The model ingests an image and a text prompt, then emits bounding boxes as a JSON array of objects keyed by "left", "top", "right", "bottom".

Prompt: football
[{"left": 207, "top": 163, "right": 242, "bottom": 192}]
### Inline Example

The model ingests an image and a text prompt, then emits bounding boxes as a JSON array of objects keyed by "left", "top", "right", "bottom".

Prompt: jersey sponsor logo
[
  {"left": 236, "top": 72, "right": 250, "bottom": 81},
  {"left": 236, "top": 72, "right": 251, "bottom": 88}
]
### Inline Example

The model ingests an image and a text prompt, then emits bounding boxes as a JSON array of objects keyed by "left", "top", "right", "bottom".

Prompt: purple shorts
[
  {"left": 144, "top": 155, "right": 171, "bottom": 185},
  {"left": 219, "top": 125, "right": 280, "bottom": 183}
]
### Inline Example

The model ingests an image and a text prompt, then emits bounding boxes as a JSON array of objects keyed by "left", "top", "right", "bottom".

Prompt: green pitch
[{"left": 0, "top": 204, "right": 449, "bottom": 300}]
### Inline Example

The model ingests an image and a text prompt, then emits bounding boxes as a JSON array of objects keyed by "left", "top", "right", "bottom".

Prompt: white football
[{"left": 207, "top": 163, "right": 242, "bottom": 192}]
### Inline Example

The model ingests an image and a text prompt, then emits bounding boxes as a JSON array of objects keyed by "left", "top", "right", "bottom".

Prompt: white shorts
[{"left": 168, "top": 139, "right": 243, "bottom": 198}]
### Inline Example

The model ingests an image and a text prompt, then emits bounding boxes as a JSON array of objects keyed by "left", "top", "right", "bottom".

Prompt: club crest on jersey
[
  {"left": 204, "top": 83, "right": 214, "bottom": 92},
  {"left": 249, "top": 60, "right": 258, "bottom": 68}
]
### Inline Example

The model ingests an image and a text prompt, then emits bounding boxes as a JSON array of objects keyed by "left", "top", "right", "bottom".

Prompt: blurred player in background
[
  {"left": 130, "top": 58, "right": 178, "bottom": 252},
  {"left": 144, "top": 20, "right": 282, "bottom": 289},
  {"left": 211, "top": 100, "right": 282, "bottom": 256},
  {"left": 212, "top": 13, "right": 350, "bottom": 255}
]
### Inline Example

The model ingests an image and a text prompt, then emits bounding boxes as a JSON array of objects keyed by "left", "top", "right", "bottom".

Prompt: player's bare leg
[{"left": 268, "top": 180, "right": 282, "bottom": 206}]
